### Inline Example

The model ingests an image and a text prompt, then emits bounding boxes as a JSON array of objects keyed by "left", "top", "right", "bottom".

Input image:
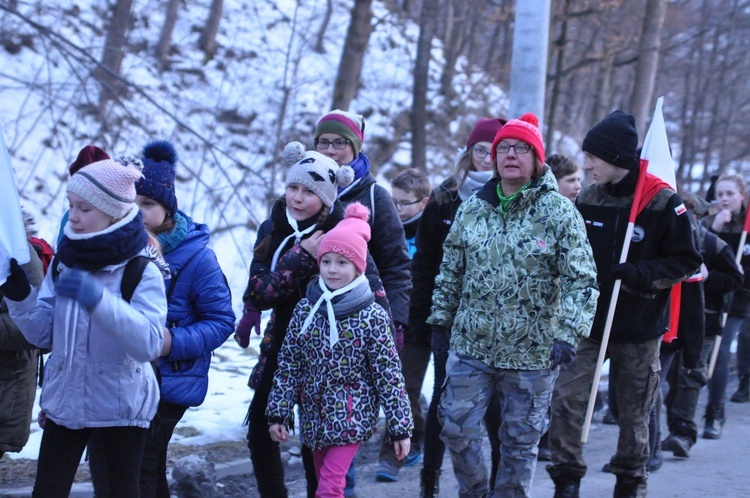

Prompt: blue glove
[
  {"left": 2, "top": 258, "right": 31, "bottom": 301},
  {"left": 549, "top": 339, "right": 576, "bottom": 369},
  {"left": 55, "top": 269, "right": 103, "bottom": 310}
]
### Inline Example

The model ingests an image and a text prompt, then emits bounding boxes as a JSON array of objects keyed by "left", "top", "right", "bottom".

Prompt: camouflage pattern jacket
[
  {"left": 428, "top": 167, "right": 599, "bottom": 370},
  {"left": 266, "top": 290, "right": 412, "bottom": 450}
]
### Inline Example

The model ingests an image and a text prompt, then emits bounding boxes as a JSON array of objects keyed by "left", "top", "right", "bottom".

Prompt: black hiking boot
[
  {"left": 547, "top": 465, "right": 581, "bottom": 498},
  {"left": 613, "top": 474, "right": 647, "bottom": 498},
  {"left": 420, "top": 469, "right": 440, "bottom": 498},
  {"left": 703, "top": 404, "right": 725, "bottom": 439},
  {"left": 731, "top": 375, "right": 750, "bottom": 403}
]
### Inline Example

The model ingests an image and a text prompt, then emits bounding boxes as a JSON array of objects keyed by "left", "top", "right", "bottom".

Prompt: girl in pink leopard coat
[{"left": 267, "top": 203, "right": 412, "bottom": 498}]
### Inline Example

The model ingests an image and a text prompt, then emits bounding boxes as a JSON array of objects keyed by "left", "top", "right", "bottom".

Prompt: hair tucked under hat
[
  {"left": 491, "top": 113, "right": 546, "bottom": 166},
  {"left": 314, "top": 110, "right": 366, "bottom": 156},
  {"left": 284, "top": 141, "right": 354, "bottom": 208},
  {"left": 317, "top": 202, "right": 371, "bottom": 274},
  {"left": 67, "top": 159, "right": 142, "bottom": 219},
  {"left": 136, "top": 140, "right": 178, "bottom": 216},
  {"left": 69, "top": 145, "right": 110, "bottom": 176},
  {"left": 581, "top": 110, "right": 639, "bottom": 170}
]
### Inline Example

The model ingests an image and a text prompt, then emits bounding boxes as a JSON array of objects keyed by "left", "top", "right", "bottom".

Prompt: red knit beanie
[
  {"left": 317, "top": 203, "right": 371, "bottom": 274},
  {"left": 466, "top": 117, "right": 507, "bottom": 149},
  {"left": 491, "top": 113, "right": 545, "bottom": 165},
  {"left": 69, "top": 145, "right": 110, "bottom": 176}
]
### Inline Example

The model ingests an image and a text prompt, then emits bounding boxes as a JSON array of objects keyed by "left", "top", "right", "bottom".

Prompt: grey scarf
[{"left": 302, "top": 275, "right": 374, "bottom": 346}]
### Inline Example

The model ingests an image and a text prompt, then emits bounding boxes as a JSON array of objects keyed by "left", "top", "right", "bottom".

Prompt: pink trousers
[{"left": 312, "top": 442, "right": 360, "bottom": 498}]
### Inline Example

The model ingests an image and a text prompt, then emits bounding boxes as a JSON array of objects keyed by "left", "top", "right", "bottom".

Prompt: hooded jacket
[
  {"left": 7, "top": 250, "right": 167, "bottom": 430},
  {"left": 159, "top": 219, "right": 235, "bottom": 407},
  {"left": 428, "top": 167, "right": 599, "bottom": 369}
]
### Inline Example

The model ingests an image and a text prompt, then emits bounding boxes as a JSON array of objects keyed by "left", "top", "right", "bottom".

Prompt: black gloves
[
  {"left": 609, "top": 262, "right": 644, "bottom": 288},
  {"left": 1, "top": 258, "right": 31, "bottom": 302},
  {"left": 549, "top": 339, "right": 576, "bottom": 369}
]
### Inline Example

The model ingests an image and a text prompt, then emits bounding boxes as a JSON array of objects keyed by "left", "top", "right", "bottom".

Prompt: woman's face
[
  {"left": 470, "top": 141, "right": 494, "bottom": 172},
  {"left": 715, "top": 180, "right": 746, "bottom": 214},
  {"left": 557, "top": 170, "right": 582, "bottom": 202},
  {"left": 136, "top": 195, "right": 168, "bottom": 231},
  {"left": 285, "top": 183, "right": 324, "bottom": 222},
  {"left": 315, "top": 132, "right": 355, "bottom": 166},
  {"left": 66, "top": 192, "right": 112, "bottom": 234},
  {"left": 495, "top": 139, "right": 535, "bottom": 187}
]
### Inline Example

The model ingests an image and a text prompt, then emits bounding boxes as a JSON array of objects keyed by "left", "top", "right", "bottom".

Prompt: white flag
[
  {"left": 640, "top": 96, "right": 677, "bottom": 189},
  {"left": 0, "top": 124, "right": 31, "bottom": 285}
]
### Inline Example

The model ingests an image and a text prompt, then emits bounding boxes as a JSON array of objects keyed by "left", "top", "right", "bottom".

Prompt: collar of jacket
[{"left": 605, "top": 167, "right": 638, "bottom": 198}]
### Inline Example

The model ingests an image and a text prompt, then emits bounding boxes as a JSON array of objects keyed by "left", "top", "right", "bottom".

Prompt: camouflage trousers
[
  {"left": 439, "top": 352, "right": 557, "bottom": 498},
  {"left": 547, "top": 337, "right": 661, "bottom": 479}
]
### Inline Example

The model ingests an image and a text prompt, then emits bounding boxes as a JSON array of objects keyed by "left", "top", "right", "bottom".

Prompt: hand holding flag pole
[{"left": 581, "top": 97, "right": 676, "bottom": 443}]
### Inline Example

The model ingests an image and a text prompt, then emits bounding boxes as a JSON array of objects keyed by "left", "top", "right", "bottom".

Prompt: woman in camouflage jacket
[{"left": 427, "top": 114, "right": 598, "bottom": 497}]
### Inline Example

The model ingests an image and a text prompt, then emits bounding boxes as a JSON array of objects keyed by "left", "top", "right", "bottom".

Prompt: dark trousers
[
  {"left": 89, "top": 401, "right": 187, "bottom": 498},
  {"left": 379, "top": 330, "right": 431, "bottom": 466},
  {"left": 33, "top": 419, "right": 147, "bottom": 498}
]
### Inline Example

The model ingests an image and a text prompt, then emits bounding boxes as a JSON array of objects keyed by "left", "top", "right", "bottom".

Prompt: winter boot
[
  {"left": 730, "top": 375, "right": 750, "bottom": 403},
  {"left": 547, "top": 466, "right": 581, "bottom": 498},
  {"left": 420, "top": 469, "right": 440, "bottom": 498},
  {"left": 703, "top": 404, "right": 725, "bottom": 439},
  {"left": 647, "top": 431, "right": 663, "bottom": 472},
  {"left": 613, "top": 475, "right": 647, "bottom": 498}
]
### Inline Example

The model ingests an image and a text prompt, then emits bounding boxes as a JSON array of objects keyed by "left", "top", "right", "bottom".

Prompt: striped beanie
[
  {"left": 314, "top": 110, "right": 366, "bottom": 156},
  {"left": 67, "top": 159, "right": 142, "bottom": 219}
]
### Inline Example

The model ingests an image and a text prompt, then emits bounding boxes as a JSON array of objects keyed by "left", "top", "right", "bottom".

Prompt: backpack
[{"left": 29, "top": 236, "right": 54, "bottom": 275}]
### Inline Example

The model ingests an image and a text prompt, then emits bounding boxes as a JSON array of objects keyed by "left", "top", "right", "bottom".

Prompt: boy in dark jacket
[{"left": 546, "top": 110, "right": 702, "bottom": 498}]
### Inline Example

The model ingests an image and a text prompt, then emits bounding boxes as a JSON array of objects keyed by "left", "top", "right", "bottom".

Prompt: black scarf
[{"left": 57, "top": 210, "right": 149, "bottom": 271}]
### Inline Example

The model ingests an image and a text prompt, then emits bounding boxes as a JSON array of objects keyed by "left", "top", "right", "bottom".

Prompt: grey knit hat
[{"left": 284, "top": 142, "right": 354, "bottom": 208}]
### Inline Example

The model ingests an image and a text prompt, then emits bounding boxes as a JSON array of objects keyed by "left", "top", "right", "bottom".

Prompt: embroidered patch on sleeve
[{"left": 674, "top": 203, "right": 687, "bottom": 216}]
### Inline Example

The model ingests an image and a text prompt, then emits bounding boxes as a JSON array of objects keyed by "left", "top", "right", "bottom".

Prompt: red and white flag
[{"left": 0, "top": 124, "right": 30, "bottom": 285}]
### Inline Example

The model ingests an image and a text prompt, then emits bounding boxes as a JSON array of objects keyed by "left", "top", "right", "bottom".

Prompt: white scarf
[
  {"left": 300, "top": 274, "right": 369, "bottom": 347},
  {"left": 270, "top": 208, "right": 317, "bottom": 271}
]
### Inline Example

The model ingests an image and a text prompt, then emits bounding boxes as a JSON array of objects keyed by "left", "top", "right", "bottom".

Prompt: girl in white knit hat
[{"left": 1, "top": 158, "right": 168, "bottom": 498}]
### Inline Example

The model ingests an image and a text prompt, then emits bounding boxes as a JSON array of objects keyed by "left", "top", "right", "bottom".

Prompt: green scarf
[{"left": 496, "top": 181, "right": 530, "bottom": 214}]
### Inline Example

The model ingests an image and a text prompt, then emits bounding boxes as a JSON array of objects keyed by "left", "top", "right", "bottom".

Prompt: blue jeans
[{"left": 708, "top": 315, "right": 750, "bottom": 408}]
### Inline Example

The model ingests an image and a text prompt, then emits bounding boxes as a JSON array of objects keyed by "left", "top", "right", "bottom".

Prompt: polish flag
[{"left": 0, "top": 124, "right": 30, "bottom": 284}]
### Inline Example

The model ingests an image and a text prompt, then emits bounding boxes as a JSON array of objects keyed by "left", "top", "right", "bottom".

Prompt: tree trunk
[
  {"left": 410, "top": 0, "right": 438, "bottom": 171},
  {"left": 156, "top": 0, "right": 181, "bottom": 69},
  {"left": 97, "top": 0, "right": 133, "bottom": 110},
  {"left": 545, "top": 0, "right": 571, "bottom": 152},
  {"left": 629, "top": 0, "right": 668, "bottom": 138},
  {"left": 200, "top": 0, "right": 224, "bottom": 61},
  {"left": 313, "top": 0, "right": 333, "bottom": 53},
  {"left": 331, "top": 0, "right": 374, "bottom": 111}
]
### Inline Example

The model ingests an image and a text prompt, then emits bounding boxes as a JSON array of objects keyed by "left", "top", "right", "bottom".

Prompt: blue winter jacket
[{"left": 159, "top": 219, "right": 235, "bottom": 407}]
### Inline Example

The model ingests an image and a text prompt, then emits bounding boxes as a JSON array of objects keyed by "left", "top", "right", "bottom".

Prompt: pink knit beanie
[
  {"left": 317, "top": 203, "right": 371, "bottom": 273},
  {"left": 67, "top": 159, "right": 142, "bottom": 219},
  {"left": 492, "top": 113, "right": 546, "bottom": 165}
]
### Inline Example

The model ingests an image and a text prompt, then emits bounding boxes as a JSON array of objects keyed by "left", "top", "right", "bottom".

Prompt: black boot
[
  {"left": 647, "top": 432, "right": 663, "bottom": 472},
  {"left": 731, "top": 375, "right": 750, "bottom": 403},
  {"left": 613, "top": 475, "right": 647, "bottom": 498},
  {"left": 547, "top": 466, "right": 581, "bottom": 498},
  {"left": 420, "top": 469, "right": 440, "bottom": 498},
  {"left": 703, "top": 404, "right": 724, "bottom": 439}
]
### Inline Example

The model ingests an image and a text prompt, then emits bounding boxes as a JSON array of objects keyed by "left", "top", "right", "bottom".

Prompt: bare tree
[
  {"left": 97, "top": 0, "right": 133, "bottom": 109},
  {"left": 331, "top": 0, "right": 374, "bottom": 111},
  {"left": 313, "top": 0, "right": 334, "bottom": 53},
  {"left": 411, "top": 0, "right": 439, "bottom": 171},
  {"left": 200, "top": 0, "right": 223, "bottom": 61},
  {"left": 629, "top": 0, "right": 668, "bottom": 137},
  {"left": 156, "top": 0, "right": 181, "bottom": 68}
]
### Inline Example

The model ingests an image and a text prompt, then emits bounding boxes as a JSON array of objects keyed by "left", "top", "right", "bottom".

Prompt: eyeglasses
[
  {"left": 314, "top": 138, "right": 352, "bottom": 150},
  {"left": 472, "top": 145, "right": 491, "bottom": 159},
  {"left": 496, "top": 143, "right": 532, "bottom": 155},
  {"left": 392, "top": 198, "right": 423, "bottom": 209}
]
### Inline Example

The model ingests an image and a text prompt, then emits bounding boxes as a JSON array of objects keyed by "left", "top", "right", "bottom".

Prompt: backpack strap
[{"left": 121, "top": 256, "right": 151, "bottom": 303}]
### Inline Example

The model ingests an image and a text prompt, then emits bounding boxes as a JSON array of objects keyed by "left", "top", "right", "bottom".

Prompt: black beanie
[{"left": 581, "top": 110, "right": 639, "bottom": 170}]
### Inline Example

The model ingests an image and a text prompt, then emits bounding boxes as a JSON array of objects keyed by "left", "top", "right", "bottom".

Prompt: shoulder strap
[
  {"left": 370, "top": 183, "right": 376, "bottom": 226},
  {"left": 51, "top": 257, "right": 60, "bottom": 282},
  {"left": 121, "top": 256, "right": 151, "bottom": 303}
]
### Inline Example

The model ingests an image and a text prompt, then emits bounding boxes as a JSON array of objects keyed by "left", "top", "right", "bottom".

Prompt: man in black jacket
[{"left": 546, "top": 110, "right": 702, "bottom": 498}]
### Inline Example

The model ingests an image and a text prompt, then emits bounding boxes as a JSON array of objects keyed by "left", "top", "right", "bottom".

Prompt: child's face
[
  {"left": 315, "top": 132, "right": 356, "bottom": 166},
  {"left": 715, "top": 180, "right": 746, "bottom": 214},
  {"left": 319, "top": 252, "right": 358, "bottom": 290},
  {"left": 557, "top": 170, "right": 582, "bottom": 202},
  {"left": 67, "top": 192, "right": 112, "bottom": 234},
  {"left": 286, "top": 183, "right": 324, "bottom": 222},
  {"left": 391, "top": 187, "right": 427, "bottom": 222},
  {"left": 136, "top": 195, "right": 168, "bottom": 231}
]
